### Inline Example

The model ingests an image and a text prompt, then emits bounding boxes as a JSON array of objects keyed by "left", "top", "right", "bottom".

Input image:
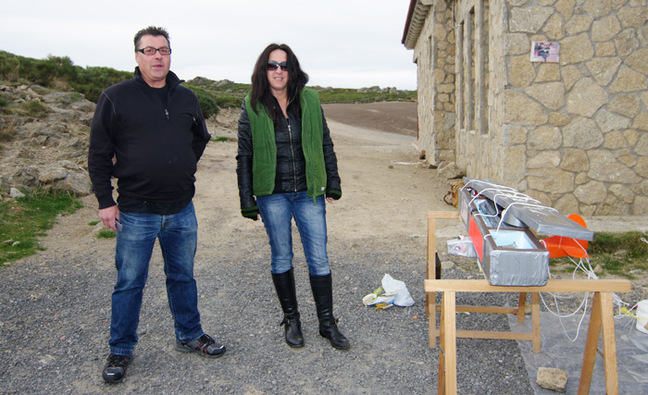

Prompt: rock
[
  {"left": 536, "top": 367, "right": 568, "bottom": 392},
  {"left": 439, "top": 162, "right": 464, "bottom": 180},
  {"left": 9, "top": 188, "right": 25, "bottom": 198},
  {"left": 0, "top": 84, "right": 94, "bottom": 197}
]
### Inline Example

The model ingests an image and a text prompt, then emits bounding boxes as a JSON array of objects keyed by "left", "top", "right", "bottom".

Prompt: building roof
[{"left": 402, "top": 0, "right": 433, "bottom": 49}]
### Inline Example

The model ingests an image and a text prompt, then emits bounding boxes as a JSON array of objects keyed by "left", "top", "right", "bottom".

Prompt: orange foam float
[{"left": 540, "top": 214, "right": 590, "bottom": 258}]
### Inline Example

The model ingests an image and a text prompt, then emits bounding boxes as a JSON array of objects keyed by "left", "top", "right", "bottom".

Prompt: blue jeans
[
  {"left": 109, "top": 202, "right": 203, "bottom": 356},
  {"left": 257, "top": 192, "right": 331, "bottom": 276}
]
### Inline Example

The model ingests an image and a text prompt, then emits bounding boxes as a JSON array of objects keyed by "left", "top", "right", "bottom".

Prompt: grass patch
[
  {"left": 211, "top": 136, "right": 235, "bottom": 143},
  {"left": 0, "top": 190, "right": 81, "bottom": 266},
  {"left": 96, "top": 229, "right": 116, "bottom": 239},
  {"left": 549, "top": 232, "right": 648, "bottom": 279},
  {"left": 18, "top": 99, "right": 51, "bottom": 117}
]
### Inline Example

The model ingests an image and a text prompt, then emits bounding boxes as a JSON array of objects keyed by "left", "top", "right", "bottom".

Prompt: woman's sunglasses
[{"left": 267, "top": 60, "right": 288, "bottom": 71}]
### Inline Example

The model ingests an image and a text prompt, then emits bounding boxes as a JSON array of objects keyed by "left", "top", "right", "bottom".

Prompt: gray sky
[{"left": 0, "top": 0, "right": 418, "bottom": 90}]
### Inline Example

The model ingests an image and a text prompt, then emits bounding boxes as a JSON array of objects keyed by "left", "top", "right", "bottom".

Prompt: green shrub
[
  {"left": 186, "top": 86, "right": 220, "bottom": 119},
  {"left": 1, "top": 50, "right": 418, "bottom": 115},
  {"left": 19, "top": 100, "right": 51, "bottom": 117}
]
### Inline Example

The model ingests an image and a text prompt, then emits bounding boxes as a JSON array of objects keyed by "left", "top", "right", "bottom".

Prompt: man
[{"left": 88, "top": 26, "right": 225, "bottom": 384}]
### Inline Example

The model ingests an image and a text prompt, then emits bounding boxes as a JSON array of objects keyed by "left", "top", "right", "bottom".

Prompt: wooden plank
[
  {"left": 441, "top": 291, "right": 457, "bottom": 394},
  {"left": 579, "top": 292, "right": 602, "bottom": 395},
  {"left": 428, "top": 211, "right": 461, "bottom": 219},
  {"left": 531, "top": 292, "right": 541, "bottom": 353},
  {"left": 600, "top": 292, "right": 620, "bottom": 395},
  {"left": 517, "top": 292, "right": 527, "bottom": 323},
  {"left": 425, "top": 279, "right": 631, "bottom": 293},
  {"left": 435, "top": 304, "right": 519, "bottom": 315},
  {"left": 431, "top": 328, "right": 535, "bottom": 341},
  {"left": 427, "top": 211, "right": 459, "bottom": 348}
]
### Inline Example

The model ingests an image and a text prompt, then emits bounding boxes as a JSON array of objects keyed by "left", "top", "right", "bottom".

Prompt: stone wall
[
  {"left": 411, "top": 0, "right": 648, "bottom": 215},
  {"left": 412, "top": 0, "right": 457, "bottom": 164}
]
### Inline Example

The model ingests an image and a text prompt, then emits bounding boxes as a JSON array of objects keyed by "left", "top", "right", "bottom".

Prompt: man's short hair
[{"left": 134, "top": 26, "right": 170, "bottom": 51}]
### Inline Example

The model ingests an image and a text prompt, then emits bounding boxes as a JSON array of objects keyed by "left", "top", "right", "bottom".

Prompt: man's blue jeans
[
  {"left": 109, "top": 202, "right": 204, "bottom": 356},
  {"left": 257, "top": 192, "right": 331, "bottom": 276}
]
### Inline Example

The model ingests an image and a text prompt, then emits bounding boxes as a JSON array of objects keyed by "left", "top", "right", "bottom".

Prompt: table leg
[
  {"left": 531, "top": 292, "right": 541, "bottom": 353},
  {"left": 426, "top": 217, "right": 437, "bottom": 317},
  {"left": 429, "top": 295, "right": 437, "bottom": 348},
  {"left": 428, "top": 216, "right": 437, "bottom": 347},
  {"left": 578, "top": 292, "right": 602, "bottom": 395},
  {"left": 438, "top": 297, "right": 446, "bottom": 395},
  {"left": 438, "top": 291, "right": 457, "bottom": 394},
  {"left": 600, "top": 292, "right": 620, "bottom": 395},
  {"left": 517, "top": 292, "right": 527, "bottom": 323}
]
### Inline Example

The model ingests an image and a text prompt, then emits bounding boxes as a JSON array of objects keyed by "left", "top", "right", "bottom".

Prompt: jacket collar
[{"left": 133, "top": 67, "right": 182, "bottom": 89}]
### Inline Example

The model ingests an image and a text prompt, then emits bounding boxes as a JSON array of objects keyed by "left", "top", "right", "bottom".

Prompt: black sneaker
[
  {"left": 102, "top": 353, "right": 133, "bottom": 383},
  {"left": 175, "top": 334, "right": 226, "bottom": 358}
]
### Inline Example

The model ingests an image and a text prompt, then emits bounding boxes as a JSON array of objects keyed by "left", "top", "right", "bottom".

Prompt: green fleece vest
[{"left": 245, "top": 88, "right": 327, "bottom": 201}]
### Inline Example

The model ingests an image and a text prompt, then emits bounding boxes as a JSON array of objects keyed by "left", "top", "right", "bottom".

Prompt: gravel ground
[
  {"left": 0, "top": 233, "right": 532, "bottom": 394},
  {"left": 1, "top": 103, "right": 645, "bottom": 394}
]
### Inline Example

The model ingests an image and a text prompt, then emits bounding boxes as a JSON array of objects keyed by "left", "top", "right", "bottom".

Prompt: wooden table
[{"left": 426, "top": 211, "right": 632, "bottom": 394}]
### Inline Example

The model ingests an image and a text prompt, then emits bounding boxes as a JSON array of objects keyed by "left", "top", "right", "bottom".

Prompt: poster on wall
[{"left": 530, "top": 41, "right": 560, "bottom": 62}]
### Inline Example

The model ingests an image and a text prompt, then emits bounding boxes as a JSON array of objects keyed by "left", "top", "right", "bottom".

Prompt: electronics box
[{"left": 462, "top": 187, "right": 549, "bottom": 286}]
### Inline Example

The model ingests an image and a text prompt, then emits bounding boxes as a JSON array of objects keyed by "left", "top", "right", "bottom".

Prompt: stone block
[
  {"left": 575, "top": 180, "right": 608, "bottom": 204},
  {"left": 504, "top": 91, "right": 548, "bottom": 125},
  {"left": 561, "top": 33, "right": 595, "bottom": 64},
  {"left": 528, "top": 125, "right": 562, "bottom": 150},
  {"left": 596, "top": 109, "right": 631, "bottom": 133},
  {"left": 511, "top": 55, "right": 536, "bottom": 87},
  {"left": 592, "top": 15, "right": 622, "bottom": 42},
  {"left": 527, "top": 168, "right": 574, "bottom": 193},
  {"left": 560, "top": 149, "right": 590, "bottom": 172},
  {"left": 510, "top": 6, "right": 554, "bottom": 33},
  {"left": 609, "top": 94, "right": 641, "bottom": 118},
  {"left": 586, "top": 57, "right": 622, "bottom": 86},
  {"left": 567, "top": 78, "right": 608, "bottom": 117},
  {"left": 625, "top": 47, "right": 648, "bottom": 75},
  {"left": 536, "top": 367, "right": 568, "bottom": 392},
  {"left": 610, "top": 66, "right": 647, "bottom": 93},
  {"left": 525, "top": 82, "right": 566, "bottom": 110},
  {"left": 588, "top": 150, "right": 641, "bottom": 183}
]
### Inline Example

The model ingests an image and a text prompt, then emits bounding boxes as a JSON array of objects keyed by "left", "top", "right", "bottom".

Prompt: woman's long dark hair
[{"left": 249, "top": 43, "right": 309, "bottom": 120}]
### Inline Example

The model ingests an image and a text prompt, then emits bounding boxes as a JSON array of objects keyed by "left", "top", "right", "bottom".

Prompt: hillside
[{"left": 0, "top": 49, "right": 417, "bottom": 198}]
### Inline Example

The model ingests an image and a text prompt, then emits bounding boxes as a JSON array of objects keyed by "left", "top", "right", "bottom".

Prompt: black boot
[
  {"left": 310, "top": 274, "right": 350, "bottom": 350},
  {"left": 271, "top": 269, "right": 304, "bottom": 348}
]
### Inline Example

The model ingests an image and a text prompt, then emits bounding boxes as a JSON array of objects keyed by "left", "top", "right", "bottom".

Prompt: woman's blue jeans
[
  {"left": 257, "top": 192, "right": 331, "bottom": 276},
  {"left": 109, "top": 202, "right": 203, "bottom": 356}
]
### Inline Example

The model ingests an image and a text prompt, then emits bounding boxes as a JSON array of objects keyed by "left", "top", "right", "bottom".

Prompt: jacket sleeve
[
  {"left": 88, "top": 91, "right": 118, "bottom": 209},
  {"left": 321, "top": 110, "right": 342, "bottom": 198},
  {"left": 236, "top": 102, "right": 257, "bottom": 210},
  {"left": 191, "top": 98, "right": 211, "bottom": 161}
]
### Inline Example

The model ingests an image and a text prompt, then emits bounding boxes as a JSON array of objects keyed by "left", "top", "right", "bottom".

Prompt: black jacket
[
  {"left": 236, "top": 96, "right": 341, "bottom": 210},
  {"left": 88, "top": 68, "right": 211, "bottom": 210}
]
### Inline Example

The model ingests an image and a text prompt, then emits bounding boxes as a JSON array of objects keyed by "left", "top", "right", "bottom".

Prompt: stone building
[{"left": 402, "top": 0, "right": 648, "bottom": 215}]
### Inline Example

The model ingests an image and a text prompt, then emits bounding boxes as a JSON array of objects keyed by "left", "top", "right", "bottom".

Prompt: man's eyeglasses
[
  {"left": 267, "top": 60, "right": 288, "bottom": 71},
  {"left": 136, "top": 47, "right": 172, "bottom": 56}
]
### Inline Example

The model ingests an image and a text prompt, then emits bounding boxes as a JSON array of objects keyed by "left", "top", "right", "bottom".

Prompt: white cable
[{"left": 463, "top": 179, "right": 632, "bottom": 334}]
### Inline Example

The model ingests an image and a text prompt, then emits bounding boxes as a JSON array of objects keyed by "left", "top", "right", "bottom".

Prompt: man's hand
[{"left": 99, "top": 205, "right": 120, "bottom": 231}]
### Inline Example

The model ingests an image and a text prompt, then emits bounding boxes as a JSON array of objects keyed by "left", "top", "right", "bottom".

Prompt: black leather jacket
[{"left": 236, "top": 96, "right": 341, "bottom": 210}]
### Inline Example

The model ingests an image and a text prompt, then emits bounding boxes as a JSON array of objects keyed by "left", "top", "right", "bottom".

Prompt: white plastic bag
[
  {"left": 381, "top": 273, "right": 415, "bottom": 307},
  {"left": 447, "top": 235, "right": 477, "bottom": 258}
]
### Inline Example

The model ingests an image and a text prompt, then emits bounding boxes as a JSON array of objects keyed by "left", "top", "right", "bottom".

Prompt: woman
[{"left": 236, "top": 43, "right": 349, "bottom": 350}]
